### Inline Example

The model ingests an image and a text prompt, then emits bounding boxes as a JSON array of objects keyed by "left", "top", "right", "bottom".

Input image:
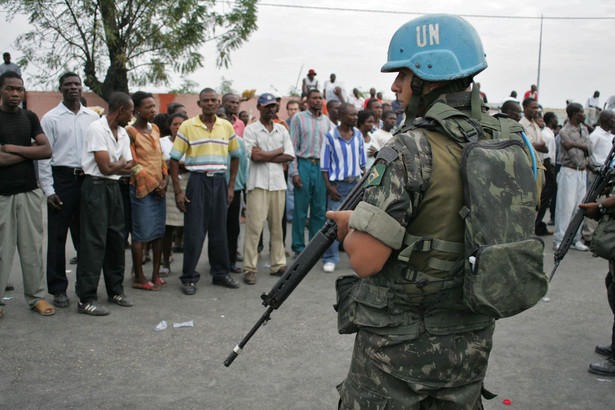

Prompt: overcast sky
[{"left": 2, "top": 0, "right": 614, "bottom": 109}]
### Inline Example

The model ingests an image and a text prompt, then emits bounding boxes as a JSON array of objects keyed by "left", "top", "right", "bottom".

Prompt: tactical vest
[{"left": 339, "top": 93, "right": 544, "bottom": 338}]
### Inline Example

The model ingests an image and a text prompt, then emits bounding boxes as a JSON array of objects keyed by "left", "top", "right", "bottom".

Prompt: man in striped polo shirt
[
  {"left": 320, "top": 103, "right": 365, "bottom": 272},
  {"left": 289, "top": 89, "right": 332, "bottom": 255},
  {"left": 169, "top": 88, "right": 241, "bottom": 295}
]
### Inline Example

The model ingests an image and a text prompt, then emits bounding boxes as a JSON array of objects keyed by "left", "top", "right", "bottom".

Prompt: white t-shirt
[
  {"left": 362, "top": 132, "right": 380, "bottom": 170},
  {"left": 540, "top": 127, "right": 556, "bottom": 164},
  {"left": 324, "top": 81, "right": 347, "bottom": 103},
  {"left": 589, "top": 126, "right": 613, "bottom": 167},
  {"left": 371, "top": 128, "right": 393, "bottom": 148},
  {"left": 81, "top": 116, "right": 132, "bottom": 180}
]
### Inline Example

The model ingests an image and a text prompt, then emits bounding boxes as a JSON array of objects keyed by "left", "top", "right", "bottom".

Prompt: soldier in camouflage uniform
[{"left": 328, "top": 15, "right": 535, "bottom": 409}]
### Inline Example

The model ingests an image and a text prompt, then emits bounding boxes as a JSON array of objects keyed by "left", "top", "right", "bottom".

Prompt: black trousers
[
  {"left": 180, "top": 173, "right": 230, "bottom": 283},
  {"left": 535, "top": 160, "right": 556, "bottom": 233},
  {"left": 46, "top": 167, "right": 83, "bottom": 294},
  {"left": 76, "top": 177, "right": 125, "bottom": 302},
  {"left": 227, "top": 189, "right": 242, "bottom": 266},
  {"left": 118, "top": 176, "right": 132, "bottom": 244}
]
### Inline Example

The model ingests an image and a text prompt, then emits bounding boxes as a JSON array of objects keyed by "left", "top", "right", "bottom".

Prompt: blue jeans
[
  {"left": 291, "top": 158, "right": 327, "bottom": 253},
  {"left": 323, "top": 180, "right": 358, "bottom": 264}
]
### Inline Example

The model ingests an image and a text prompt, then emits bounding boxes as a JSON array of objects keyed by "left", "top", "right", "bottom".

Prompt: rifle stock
[{"left": 224, "top": 172, "right": 370, "bottom": 367}]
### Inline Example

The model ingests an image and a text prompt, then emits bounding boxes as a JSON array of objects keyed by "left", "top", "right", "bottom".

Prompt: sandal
[
  {"left": 32, "top": 299, "right": 56, "bottom": 316},
  {"left": 159, "top": 267, "right": 170, "bottom": 278},
  {"left": 152, "top": 277, "right": 167, "bottom": 288},
  {"left": 132, "top": 281, "right": 161, "bottom": 291}
]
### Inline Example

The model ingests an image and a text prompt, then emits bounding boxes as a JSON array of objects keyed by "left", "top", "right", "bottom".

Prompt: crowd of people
[
  {"left": 1, "top": 65, "right": 614, "bottom": 317},
  {"left": 0, "top": 66, "right": 409, "bottom": 318},
  {"left": 2, "top": 11, "right": 615, "bottom": 406}
]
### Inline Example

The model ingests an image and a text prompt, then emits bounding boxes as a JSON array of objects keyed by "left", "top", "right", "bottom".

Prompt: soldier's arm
[{"left": 328, "top": 208, "right": 392, "bottom": 277}]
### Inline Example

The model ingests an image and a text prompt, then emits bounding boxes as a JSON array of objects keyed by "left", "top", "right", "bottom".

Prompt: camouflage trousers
[{"left": 338, "top": 324, "right": 495, "bottom": 409}]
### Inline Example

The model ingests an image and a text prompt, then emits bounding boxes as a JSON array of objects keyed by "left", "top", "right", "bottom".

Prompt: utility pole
[{"left": 537, "top": 14, "right": 543, "bottom": 94}]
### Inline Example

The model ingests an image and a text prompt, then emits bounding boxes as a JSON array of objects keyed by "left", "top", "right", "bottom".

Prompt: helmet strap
[
  {"left": 470, "top": 81, "right": 483, "bottom": 121},
  {"left": 399, "top": 77, "right": 424, "bottom": 132}
]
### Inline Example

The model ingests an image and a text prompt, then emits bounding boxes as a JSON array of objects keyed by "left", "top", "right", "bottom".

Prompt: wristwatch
[{"left": 599, "top": 203, "right": 607, "bottom": 214}]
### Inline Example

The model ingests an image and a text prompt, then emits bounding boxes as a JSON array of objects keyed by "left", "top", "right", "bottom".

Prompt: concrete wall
[{"left": 23, "top": 91, "right": 303, "bottom": 123}]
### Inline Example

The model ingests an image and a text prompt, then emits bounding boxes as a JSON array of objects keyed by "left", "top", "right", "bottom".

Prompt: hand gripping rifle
[
  {"left": 224, "top": 172, "right": 370, "bottom": 367},
  {"left": 550, "top": 143, "right": 615, "bottom": 281}
]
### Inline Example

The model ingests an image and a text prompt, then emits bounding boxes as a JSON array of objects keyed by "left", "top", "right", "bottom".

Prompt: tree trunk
[{"left": 98, "top": 0, "right": 129, "bottom": 101}]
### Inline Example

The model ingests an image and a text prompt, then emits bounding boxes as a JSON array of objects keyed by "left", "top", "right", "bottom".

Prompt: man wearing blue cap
[{"left": 242, "top": 93, "right": 295, "bottom": 284}]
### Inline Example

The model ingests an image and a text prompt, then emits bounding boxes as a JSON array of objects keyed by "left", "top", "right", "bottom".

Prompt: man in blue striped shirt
[{"left": 319, "top": 103, "right": 365, "bottom": 272}]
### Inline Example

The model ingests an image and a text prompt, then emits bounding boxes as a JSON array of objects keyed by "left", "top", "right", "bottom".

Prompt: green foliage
[
  {"left": 218, "top": 76, "right": 235, "bottom": 95},
  {"left": 287, "top": 86, "right": 300, "bottom": 97},
  {"left": 169, "top": 79, "right": 199, "bottom": 94},
  {"left": 1, "top": 0, "right": 259, "bottom": 100}
]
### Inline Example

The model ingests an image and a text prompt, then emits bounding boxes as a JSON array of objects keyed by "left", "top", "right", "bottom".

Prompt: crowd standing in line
[{"left": 1, "top": 48, "right": 615, "bottom": 380}]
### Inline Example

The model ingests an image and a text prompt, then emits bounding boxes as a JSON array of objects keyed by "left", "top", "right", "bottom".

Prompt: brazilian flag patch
[{"left": 365, "top": 165, "right": 385, "bottom": 187}]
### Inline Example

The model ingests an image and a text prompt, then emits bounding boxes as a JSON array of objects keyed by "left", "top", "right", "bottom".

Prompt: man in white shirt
[
  {"left": 583, "top": 110, "right": 615, "bottom": 242},
  {"left": 535, "top": 112, "right": 558, "bottom": 235},
  {"left": 40, "top": 72, "right": 99, "bottom": 308},
  {"left": 76, "top": 92, "right": 134, "bottom": 316},
  {"left": 348, "top": 88, "right": 365, "bottom": 112},
  {"left": 586, "top": 91, "right": 601, "bottom": 126},
  {"left": 323, "top": 73, "right": 347, "bottom": 103},
  {"left": 604, "top": 94, "right": 615, "bottom": 112},
  {"left": 520, "top": 98, "right": 547, "bottom": 154},
  {"left": 242, "top": 93, "right": 295, "bottom": 284},
  {"left": 371, "top": 110, "right": 397, "bottom": 148}
]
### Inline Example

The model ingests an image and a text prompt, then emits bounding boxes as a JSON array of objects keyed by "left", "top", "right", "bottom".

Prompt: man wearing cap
[
  {"left": 289, "top": 89, "right": 332, "bottom": 256},
  {"left": 326, "top": 14, "right": 539, "bottom": 408},
  {"left": 302, "top": 69, "right": 319, "bottom": 97},
  {"left": 242, "top": 93, "right": 295, "bottom": 284}
]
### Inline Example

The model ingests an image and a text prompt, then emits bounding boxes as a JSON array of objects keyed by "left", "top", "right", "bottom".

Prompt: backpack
[{"left": 422, "top": 101, "right": 548, "bottom": 318}]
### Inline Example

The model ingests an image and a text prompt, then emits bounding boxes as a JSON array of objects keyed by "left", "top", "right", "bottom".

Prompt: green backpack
[{"left": 422, "top": 101, "right": 548, "bottom": 318}]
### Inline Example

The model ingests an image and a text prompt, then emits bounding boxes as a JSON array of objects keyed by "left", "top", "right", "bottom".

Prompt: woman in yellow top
[{"left": 127, "top": 91, "right": 168, "bottom": 290}]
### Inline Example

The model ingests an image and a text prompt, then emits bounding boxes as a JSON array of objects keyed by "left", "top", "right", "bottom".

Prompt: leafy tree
[
  {"left": 218, "top": 76, "right": 235, "bottom": 95},
  {"left": 1, "top": 0, "right": 259, "bottom": 100},
  {"left": 169, "top": 79, "right": 199, "bottom": 94}
]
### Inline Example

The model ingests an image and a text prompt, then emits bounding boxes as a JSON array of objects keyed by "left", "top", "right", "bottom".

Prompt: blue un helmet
[
  {"left": 383, "top": 14, "right": 487, "bottom": 129},
  {"left": 381, "top": 14, "right": 487, "bottom": 80}
]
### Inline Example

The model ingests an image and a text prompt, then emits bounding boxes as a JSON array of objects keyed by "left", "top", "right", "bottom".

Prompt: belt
[
  {"left": 563, "top": 164, "right": 586, "bottom": 171},
  {"left": 52, "top": 166, "right": 84, "bottom": 176},
  {"left": 194, "top": 171, "right": 224, "bottom": 177},
  {"left": 335, "top": 177, "right": 360, "bottom": 184},
  {"left": 299, "top": 157, "right": 320, "bottom": 165},
  {"left": 87, "top": 176, "right": 118, "bottom": 184},
  {"left": 119, "top": 176, "right": 131, "bottom": 184}
]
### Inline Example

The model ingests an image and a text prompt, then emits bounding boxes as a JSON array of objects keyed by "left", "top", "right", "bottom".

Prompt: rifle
[
  {"left": 224, "top": 171, "right": 370, "bottom": 367},
  {"left": 550, "top": 143, "right": 615, "bottom": 281}
]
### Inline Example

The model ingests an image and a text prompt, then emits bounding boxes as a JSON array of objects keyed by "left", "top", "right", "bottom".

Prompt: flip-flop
[
  {"left": 132, "top": 281, "right": 161, "bottom": 291},
  {"left": 152, "top": 277, "right": 167, "bottom": 288},
  {"left": 32, "top": 299, "right": 56, "bottom": 316}
]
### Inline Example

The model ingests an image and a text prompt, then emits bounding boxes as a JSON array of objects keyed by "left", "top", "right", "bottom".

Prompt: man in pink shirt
[{"left": 222, "top": 93, "right": 245, "bottom": 137}]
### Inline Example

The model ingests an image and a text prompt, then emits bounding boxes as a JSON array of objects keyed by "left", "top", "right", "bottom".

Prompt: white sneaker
[
  {"left": 552, "top": 242, "right": 560, "bottom": 251},
  {"left": 323, "top": 262, "right": 335, "bottom": 273},
  {"left": 571, "top": 241, "right": 589, "bottom": 252}
]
